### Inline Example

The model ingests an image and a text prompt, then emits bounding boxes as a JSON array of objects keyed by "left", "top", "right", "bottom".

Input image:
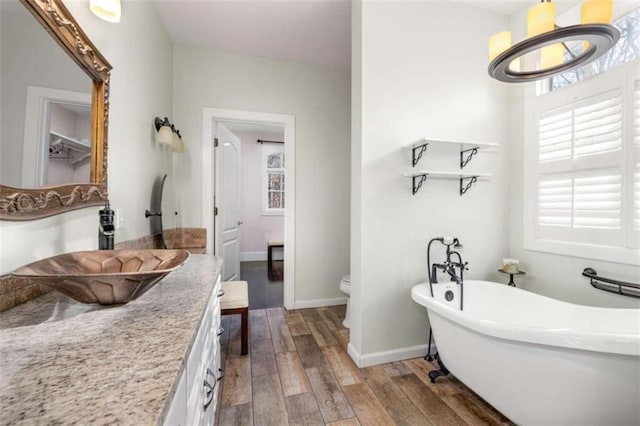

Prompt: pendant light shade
[
  {"left": 90, "top": 0, "right": 121, "bottom": 23},
  {"left": 527, "top": 1, "right": 555, "bottom": 37},
  {"left": 581, "top": 0, "right": 613, "bottom": 50},
  {"left": 489, "top": 31, "right": 512, "bottom": 62},
  {"left": 541, "top": 43, "right": 564, "bottom": 69},
  {"left": 582, "top": 0, "right": 613, "bottom": 24}
]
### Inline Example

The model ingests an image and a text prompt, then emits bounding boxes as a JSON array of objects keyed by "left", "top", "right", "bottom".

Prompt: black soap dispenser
[{"left": 99, "top": 199, "right": 115, "bottom": 250}]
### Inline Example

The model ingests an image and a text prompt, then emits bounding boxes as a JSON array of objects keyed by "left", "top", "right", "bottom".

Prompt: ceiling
[
  {"left": 153, "top": 0, "right": 352, "bottom": 70},
  {"left": 152, "top": 1, "right": 579, "bottom": 71}
]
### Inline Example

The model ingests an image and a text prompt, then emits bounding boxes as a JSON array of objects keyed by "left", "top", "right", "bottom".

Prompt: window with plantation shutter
[
  {"left": 538, "top": 91, "right": 622, "bottom": 163},
  {"left": 635, "top": 163, "right": 640, "bottom": 231},
  {"left": 524, "top": 57, "right": 639, "bottom": 264},
  {"left": 635, "top": 81, "right": 640, "bottom": 231}
]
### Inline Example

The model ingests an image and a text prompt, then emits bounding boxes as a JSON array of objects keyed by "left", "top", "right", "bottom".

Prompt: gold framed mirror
[{"left": 0, "top": 0, "right": 112, "bottom": 221}]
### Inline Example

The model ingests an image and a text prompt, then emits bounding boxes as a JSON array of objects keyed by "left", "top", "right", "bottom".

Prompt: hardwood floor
[{"left": 217, "top": 305, "right": 511, "bottom": 426}]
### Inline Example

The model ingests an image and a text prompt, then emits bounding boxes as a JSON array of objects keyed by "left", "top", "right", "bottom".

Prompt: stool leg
[
  {"left": 268, "top": 246, "right": 273, "bottom": 281},
  {"left": 241, "top": 308, "right": 248, "bottom": 355}
]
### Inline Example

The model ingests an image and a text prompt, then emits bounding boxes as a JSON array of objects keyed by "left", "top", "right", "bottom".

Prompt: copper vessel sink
[{"left": 11, "top": 250, "right": 190, "bottom": 305}]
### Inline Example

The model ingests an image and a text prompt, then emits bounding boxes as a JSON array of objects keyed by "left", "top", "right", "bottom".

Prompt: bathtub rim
[{"left": 411, "top": 282, "right": 640, "bottom": 356}]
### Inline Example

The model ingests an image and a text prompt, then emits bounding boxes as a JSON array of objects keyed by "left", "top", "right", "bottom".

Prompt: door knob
[{"left": 237, "top": 220, "right": 243, "bottom": 226}]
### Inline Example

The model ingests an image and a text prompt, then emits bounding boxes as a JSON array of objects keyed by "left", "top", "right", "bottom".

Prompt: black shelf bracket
[
  {"left": 459, "top": 176, "right": 478, "bottom": 196},
  {"left": 412, "top": 142, "right": 429, "bottom": 167},
  {"left": 412, "top": 174, "right": 428, "bottom": 195},
  {"left": 460, "top": 146, "right": 479, "bottom": 168}
]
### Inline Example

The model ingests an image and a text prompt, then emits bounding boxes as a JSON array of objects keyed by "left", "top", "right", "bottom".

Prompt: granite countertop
[{"left": 0, "top": 254, "right": 222, "bottom": 425}]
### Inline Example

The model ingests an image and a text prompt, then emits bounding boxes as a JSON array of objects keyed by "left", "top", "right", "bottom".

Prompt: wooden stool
[
  {"left": 267, "top": 240, "right": 284, "bottom": 280},
  {"left": 220, "top": 281, "right": 249, "bottom": 355}
]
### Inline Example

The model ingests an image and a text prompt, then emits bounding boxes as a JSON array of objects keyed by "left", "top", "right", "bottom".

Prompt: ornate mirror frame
[{"left": 0, "top": 0, "right": 112, "bottom": 221}]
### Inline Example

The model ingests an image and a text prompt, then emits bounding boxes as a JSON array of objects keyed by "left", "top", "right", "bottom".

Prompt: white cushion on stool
[{"left": 221, "top": 281, "right": 248, "bottom": 310}]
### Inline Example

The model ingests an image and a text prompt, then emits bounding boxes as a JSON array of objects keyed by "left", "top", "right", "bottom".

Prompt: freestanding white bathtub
[{"left": 411, "top": 280, "right": 640, "bottom": 425}]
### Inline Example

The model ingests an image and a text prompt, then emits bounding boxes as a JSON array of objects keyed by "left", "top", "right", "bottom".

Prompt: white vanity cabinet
[{"left": 164, "top": 274, "right": 223, "bottom": 426}]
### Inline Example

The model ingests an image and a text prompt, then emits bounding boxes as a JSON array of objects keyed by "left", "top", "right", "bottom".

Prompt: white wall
[
  {"left": 0, "top": 0, "right": 174, "bottom": 274},
  {"left": 234, "top": 130, "right": 285, "bottom": 260},
  {"left": 506, "top": 7, "right": 640, "bottom": 309},
  {"left": 351, "top": 1, "right": 510, "bottom": 362},
  {"left": 172, "top": 47, "right": 351, "bottom": 303}
]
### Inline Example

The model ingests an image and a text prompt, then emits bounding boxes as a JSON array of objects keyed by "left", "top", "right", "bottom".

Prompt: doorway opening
[{"left": 202, "top": 108, "right": 295, "bottom": 310}]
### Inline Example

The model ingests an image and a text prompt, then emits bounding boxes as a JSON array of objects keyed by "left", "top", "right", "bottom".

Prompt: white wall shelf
[
  {"left": 404, "top": 138, "right": 497, "bottom": 168},
  {"left": 403, "top": 137, "right": 496, "bottom": 196},
  {"left": 403, "top": 170, "right": 492, "bottom": 196}
]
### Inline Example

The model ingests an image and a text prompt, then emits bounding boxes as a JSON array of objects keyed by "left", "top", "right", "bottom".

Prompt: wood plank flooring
[{"left": 217, "top": 305, "right": 511, "bottom": 426}]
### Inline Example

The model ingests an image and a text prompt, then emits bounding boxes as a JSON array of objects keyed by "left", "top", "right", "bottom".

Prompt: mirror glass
[{"left": 0, "top": 0, "right": 93, "bottom": 189}]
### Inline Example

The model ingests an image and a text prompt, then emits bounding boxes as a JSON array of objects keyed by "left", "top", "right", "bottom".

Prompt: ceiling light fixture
[
  {"left": 488, "top": 0, "right": 619, "bottom": 83},
  {"left": 90, "top": 0, "right": 121, "bottom": 23}
]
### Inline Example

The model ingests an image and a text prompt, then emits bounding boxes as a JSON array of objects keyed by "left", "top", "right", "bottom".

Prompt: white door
[{"left": 214, "top": 123, "right": 242, "bottom": 281}]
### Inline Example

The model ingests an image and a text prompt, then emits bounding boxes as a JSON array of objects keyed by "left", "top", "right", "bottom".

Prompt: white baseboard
[
  {"left": 240, "top": 251, "right": 285, "bottom": 262},
  {"left": 293, "top": 297, "right": 347, "bottom": 309},
  {"left": 239, "top": 251, "right": 267, "bottom": 262},
  {"left": 347, "top": 342, "right": 436, "bottom": 368}
]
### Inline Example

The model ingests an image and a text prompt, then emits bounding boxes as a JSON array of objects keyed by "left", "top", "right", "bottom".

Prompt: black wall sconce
[{"left": 154, "top": 117, "right": 184, "bottom": 153}]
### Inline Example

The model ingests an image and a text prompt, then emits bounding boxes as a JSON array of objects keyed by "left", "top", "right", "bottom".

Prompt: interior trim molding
[
  {"left": 239, "top": 251, "right": 268, "bottom": 262},
  {"left": 347, "top": 342, "right": 435, "bottom": 368},
  {"left": 202, "top": 107, "right": 296, "bottom": 310},
  {"left": 293, "top": 297, "right": 347, "bottom": 310}
]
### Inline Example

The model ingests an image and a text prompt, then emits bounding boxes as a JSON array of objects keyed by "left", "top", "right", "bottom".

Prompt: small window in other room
[{"left": 262, "top": 143, "right": 284, "bottom": 216}]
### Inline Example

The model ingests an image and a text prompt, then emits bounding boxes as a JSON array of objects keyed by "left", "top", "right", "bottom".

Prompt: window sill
[
  {"left": 523, "top": 238, "right": 640, "bottom": 266},
  {"left": 261, "top": 211, "right": 284, "bottom": 217}
]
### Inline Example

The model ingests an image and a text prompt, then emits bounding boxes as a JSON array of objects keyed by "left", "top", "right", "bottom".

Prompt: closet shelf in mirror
[
  {"left": 50, "top": 131, "right": 90, "bottom": 152},
  {"left": 49, "top": 131, "right": 91, "bottom": 163}
]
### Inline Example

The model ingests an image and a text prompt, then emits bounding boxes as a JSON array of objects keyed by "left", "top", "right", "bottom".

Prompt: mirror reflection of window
[{"left": 46, "top": 102, "right": 92, "bottom": 185}]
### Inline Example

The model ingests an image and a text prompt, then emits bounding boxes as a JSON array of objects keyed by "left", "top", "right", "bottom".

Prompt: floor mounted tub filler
[{"left": 411, "top": 280, "right": 640, "bottom": 425}]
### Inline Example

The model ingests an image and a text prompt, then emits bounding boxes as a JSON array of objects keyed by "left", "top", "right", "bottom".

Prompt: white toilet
[{"left": 339, "top": 274, "right": 351, "bottom": 328}]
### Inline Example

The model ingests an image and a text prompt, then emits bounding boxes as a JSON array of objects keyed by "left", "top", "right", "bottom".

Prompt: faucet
[
  {"left": 99, "top": 200, "right": 115, "bottom": 250},
  {"left": 427, "top": 236, "right": 467, "bottom": 310}
]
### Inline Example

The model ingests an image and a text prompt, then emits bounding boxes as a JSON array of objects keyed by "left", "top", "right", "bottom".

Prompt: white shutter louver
[
  {"left": 573, "top": 172, "right": 621, "bottom": 229},
  {"left": 538, "top": 177, "right": 572, "bottom": 226},
  {"left": 635, "top": 80, "right": 640, "bottom": 148},
  {"left": 574, "top": 95, "right": 622, "bottom": 157},
  {"left": 538, "top": 110, "right": 572, "bottom": 162},
  {"left": 538, "top": 171, "right": 621, "bottom": 230},
  {"left": 635, "top": 81, "right": 640, "bottom": 231},
  {"left": 635, "top": 163, "right": 640, "bottom": 231},
  {"left": 538, "top": 91, "right": 623, "bottom": 162}
]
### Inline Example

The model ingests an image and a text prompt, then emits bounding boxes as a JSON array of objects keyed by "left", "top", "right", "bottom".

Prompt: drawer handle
[
  {"left": 217, "top": 327, "right": 225, "bottom": 337},
  {"left": 204, "top": 368, "right": 216, "bottom": 410},
  {"left": 217, "top": 289, "right": 225, "bottom": 298},
  {"left": 217, "top": 368, "right": 225, "bottom": 382}
]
